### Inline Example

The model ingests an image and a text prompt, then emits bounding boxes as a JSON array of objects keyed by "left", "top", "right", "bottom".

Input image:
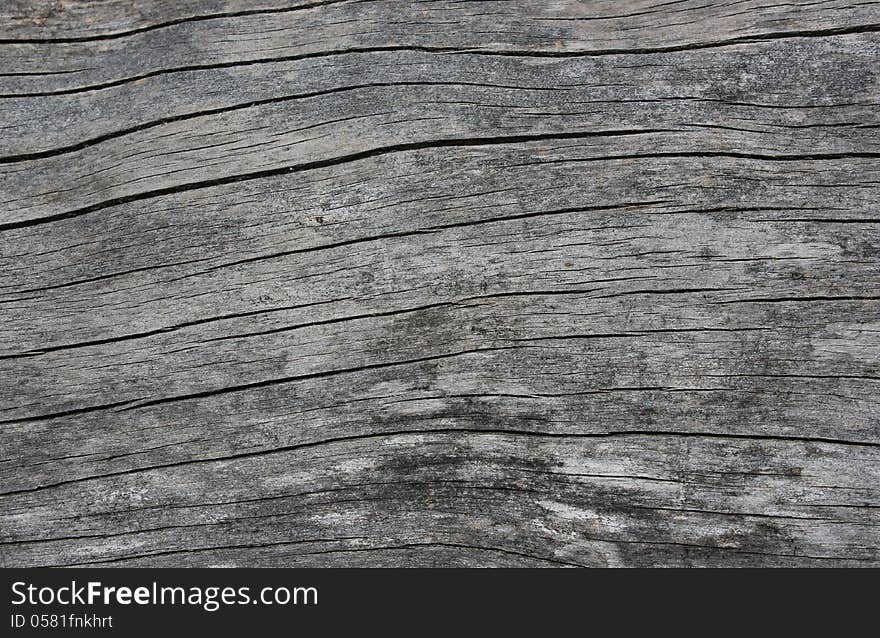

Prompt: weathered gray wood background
[{"left": 1, "top": 1, "right": 878, "bottom": 567}]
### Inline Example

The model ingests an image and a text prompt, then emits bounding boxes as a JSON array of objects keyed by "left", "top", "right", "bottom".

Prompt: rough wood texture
[{"left": 1, "top": 1, "right": 879, "bottom": 567}]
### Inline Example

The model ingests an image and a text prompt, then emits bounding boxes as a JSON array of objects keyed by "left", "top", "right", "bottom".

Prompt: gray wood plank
[{"left": 1, "top": 0, "right": 878, "bottom": 567}]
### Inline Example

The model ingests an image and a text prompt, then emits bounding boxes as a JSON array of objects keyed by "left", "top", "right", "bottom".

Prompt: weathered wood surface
[{"left": 1, "top": 1, "right": 879, "bottom": 567}]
